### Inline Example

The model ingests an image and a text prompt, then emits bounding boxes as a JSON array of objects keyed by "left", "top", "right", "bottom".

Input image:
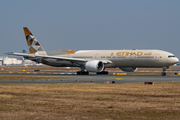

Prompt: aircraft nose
[
  {"left": 172, "top": 57, "right": 179, "bottom": 64},
  {"left": 168, "top": 57, "right": 179, "bottom": 65},
  {"left": 175, "top": 57, "right": 179, "bottom": 63}
]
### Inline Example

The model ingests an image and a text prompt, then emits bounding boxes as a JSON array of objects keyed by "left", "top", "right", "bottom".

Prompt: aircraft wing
[{"left": 5, "top": 52, "right": 112, "bottom": 64}]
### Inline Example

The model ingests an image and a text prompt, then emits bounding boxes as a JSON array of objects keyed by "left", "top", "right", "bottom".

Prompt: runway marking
[
  {"left": 104, "top": 78, "right": 135, "bottom": 80},
  {"left": 115, "top": 78, "right": 136, "bottom": 80},
  {"left": 104, "top": 78, "right": 128, "bottom": 80},
  {"left": 113, "top": 73, "right": 127, "bottom": 75}
]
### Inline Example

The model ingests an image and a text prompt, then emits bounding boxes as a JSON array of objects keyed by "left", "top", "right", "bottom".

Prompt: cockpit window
[{"left": 168, "top": 55, "right": 175, "bottom": 58}]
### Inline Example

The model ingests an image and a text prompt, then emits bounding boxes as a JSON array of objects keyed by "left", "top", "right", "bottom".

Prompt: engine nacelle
[
  {"left": 85, "top": 60, "right": 104, "bottom": 72},
  {"left": 35, "top": 58, "right": 42, "bottom": 63},
  {"left": 119, "top": 67, "right": 138, "bottom": 72}
]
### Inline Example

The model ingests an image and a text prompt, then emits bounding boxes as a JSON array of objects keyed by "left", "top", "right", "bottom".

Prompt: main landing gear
[
  {"left": 77, "top": 71, "right": 89, "bottom": 75},
  {"left": 76, "top": 67, "right": 108, "bottom": 75},
  {"left": 96, "top": 71, "right": 108, "bottom": 75},
  {"left": 77, "top": 67, "right": 89, "bottom": 75},
  {"left": 77, "top": 71, "right": 108, "bottom": 75}
]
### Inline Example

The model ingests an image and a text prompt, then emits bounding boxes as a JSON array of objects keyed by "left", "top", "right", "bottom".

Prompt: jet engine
[
  {"left": 119, "top": 67, "right": 138, "bottom": 72},
  {"left": 26, "top": 57, "right": 42, "bottom": 63},
  {"left": 35, "top": 58, "right": 42, "bottom": 63},
  {"left": 85, "top": 60, "right": 104, "bottom": 72}
]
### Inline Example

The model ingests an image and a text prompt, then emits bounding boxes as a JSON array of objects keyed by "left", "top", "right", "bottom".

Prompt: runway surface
[{"left": 0, "top": 73, "right": 180, "bottom": 84}]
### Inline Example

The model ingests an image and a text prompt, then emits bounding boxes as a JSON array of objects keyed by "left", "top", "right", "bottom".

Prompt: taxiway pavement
[{"left": 0, "top": 73, "right": 180, "bottom": 84}]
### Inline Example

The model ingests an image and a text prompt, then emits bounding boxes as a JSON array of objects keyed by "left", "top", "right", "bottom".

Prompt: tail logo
[{"left": 23, "top": 27, "right": 44, "bottom": 54}]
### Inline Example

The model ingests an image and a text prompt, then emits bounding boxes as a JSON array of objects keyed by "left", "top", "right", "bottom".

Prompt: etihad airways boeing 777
[{"left": 6, "top": 27, "right": 179, "bottom": 76}]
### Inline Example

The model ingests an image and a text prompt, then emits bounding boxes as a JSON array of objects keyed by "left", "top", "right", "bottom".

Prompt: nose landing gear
[
  {"left": 161, "top": 67, "right": 168, "bottom": 76},
  {"left": 161, "top": 71, "right": 166, "bottom": 76}
]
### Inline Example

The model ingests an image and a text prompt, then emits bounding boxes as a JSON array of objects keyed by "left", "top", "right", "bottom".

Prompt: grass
[{"left": 0, "top": 82, "right": 180, "bottom": 119}]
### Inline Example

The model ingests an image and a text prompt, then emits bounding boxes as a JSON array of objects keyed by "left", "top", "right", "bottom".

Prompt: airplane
[{"left": 6, "top": 27, "right": 179, "bottom": 76}]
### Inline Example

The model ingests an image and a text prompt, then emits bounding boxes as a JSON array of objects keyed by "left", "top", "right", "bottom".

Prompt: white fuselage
[{"left": 45, "top": 49, "right": 179, "bottom": 68}]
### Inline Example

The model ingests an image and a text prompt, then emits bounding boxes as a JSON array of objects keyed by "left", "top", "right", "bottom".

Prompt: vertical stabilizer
[{"left": 23, "top": 27, "right": 46, "bottom": 55}]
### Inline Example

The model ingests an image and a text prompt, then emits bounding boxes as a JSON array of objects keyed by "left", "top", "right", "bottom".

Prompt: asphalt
[{"left": 0, "top": 73, "right": 180, "bottom": 84}]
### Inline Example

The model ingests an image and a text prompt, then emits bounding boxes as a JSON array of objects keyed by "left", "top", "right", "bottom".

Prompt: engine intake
[{"left": 85, "top": 60, "right": 104, "bottom": 72}]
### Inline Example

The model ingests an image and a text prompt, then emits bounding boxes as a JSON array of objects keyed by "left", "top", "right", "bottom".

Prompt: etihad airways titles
[{"left": 116, "top": 51, "right": 152, "bottom": 56}]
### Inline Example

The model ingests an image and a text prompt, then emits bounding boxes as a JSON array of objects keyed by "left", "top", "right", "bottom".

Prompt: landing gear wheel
[
  {"left": 161, "top": 72, "right": 166, "bottom": 76},
  {"left": 77, "top": 71, "right": 89, "bottom": 75},
  {"left": 161, "top": 67, "right": 167, "bottom": 76},
  {"left": 96, "top": 71, "right": 108, "bottom": 75},
  {"left": 77, "top": 71, "right": 80, "bottom": 75},
  {"left": 105, "top": 71, "right": 108, "bottom": 75}
]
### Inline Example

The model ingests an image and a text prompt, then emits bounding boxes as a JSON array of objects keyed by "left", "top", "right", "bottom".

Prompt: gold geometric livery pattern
[{"left": 23, "top": 27, "right": 44, "bottom": 54}]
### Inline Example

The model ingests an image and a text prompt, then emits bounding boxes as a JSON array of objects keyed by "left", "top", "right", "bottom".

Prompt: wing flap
[
  {"left": 5, "top": 52, "right": 112, "bottom": 63},
  {"left": 5, "top": 52, "right": 86, "bottom": 62}
]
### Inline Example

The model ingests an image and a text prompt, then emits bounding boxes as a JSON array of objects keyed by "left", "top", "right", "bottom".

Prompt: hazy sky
[{"left": 1, "top": 0, "right": 180, "bottom": 58}]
